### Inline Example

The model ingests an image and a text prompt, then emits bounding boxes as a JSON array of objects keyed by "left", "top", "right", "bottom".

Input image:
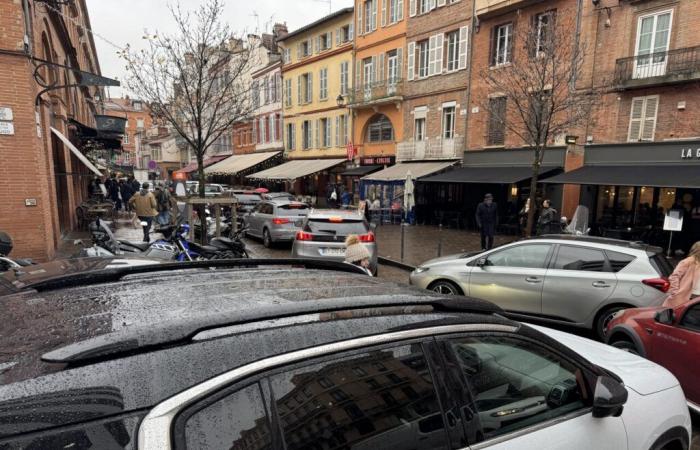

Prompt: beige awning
[
  {"left": 204, "top": 151, "right": 281, "bottom": 175},
  {"left": 361, "top": 161, "right": 456, "bottom": 182},
  {"left": 246, "top": 158, "right": 347, "bottom": 181},
  {"left": 50, "top": 127, "right": 102, "bottom": 177}
]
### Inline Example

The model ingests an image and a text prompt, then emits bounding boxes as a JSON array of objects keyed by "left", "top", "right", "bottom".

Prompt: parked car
[
  {"left": 242, "top": 200, "right": 310, "bottom": 247},
  {"left": 262, "top": 192, "right": 296, "bottom": 201},
  {"left": 231, "top": 191, "right": 263, "bottom": 216},
  {"left": 186, "top": 183, "right": 227, "bottom": 197},
  {"left": 410, "top": 235, "right": 673, "bottom": 339},
  {"left": 0, "top": 258, "right": 691, "bottom": 450},
  {"left": 607, "top": 298, "right": 700, "bottom": 413},
  {"left": 291, "top": 209, "right": 378, "bottom": 275}
]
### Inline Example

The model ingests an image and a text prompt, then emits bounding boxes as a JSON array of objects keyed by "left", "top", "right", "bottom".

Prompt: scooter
[{"left": 81, "top": 218, "right": 181, "bottom": 260}]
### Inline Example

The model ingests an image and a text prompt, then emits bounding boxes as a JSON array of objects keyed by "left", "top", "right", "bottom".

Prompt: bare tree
[
  {"left": 121, "top": 0, "right": 258, "bottom": 199},
  {"left": 480, "top": 11, "right": 600, "bottom": 236}
]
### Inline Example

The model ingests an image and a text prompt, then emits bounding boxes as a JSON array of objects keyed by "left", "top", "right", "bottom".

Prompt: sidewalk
[
  {"left": 55, "top": 213, "right": 151, "bottom": 259},
  {"left": 374, "top": 224, "right": 516, "bottom": 269}
]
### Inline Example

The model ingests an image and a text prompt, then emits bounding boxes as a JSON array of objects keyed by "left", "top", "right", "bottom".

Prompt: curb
[{"left": 378, "top": 256, "right": 416, "bottom": 272}]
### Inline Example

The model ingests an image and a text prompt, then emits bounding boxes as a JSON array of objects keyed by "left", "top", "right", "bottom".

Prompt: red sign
[
  {"left": 346, "top": 142, "right": 356, "bottom": 161},
  {"left": 361, "top": 156, "right": 395, "bottom": 166}
]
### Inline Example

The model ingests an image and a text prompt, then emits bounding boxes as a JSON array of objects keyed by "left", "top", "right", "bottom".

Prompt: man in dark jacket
[
  {"left": 537, "top": 199, "right": 559, "bottom": 235},
  {"left": 120, "top": 180, "right": 134, "bottom": 212},
  {"left": 476, "top": 193, "right": 498, "bottom": 250}
]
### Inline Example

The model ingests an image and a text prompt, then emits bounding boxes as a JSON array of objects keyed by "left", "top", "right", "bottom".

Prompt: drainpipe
[
  {"left": 21, "top": 0, "right": 33, "bottom": 55},
  {"left": 463, "top": 0, "right": 478, "bottom": 159}
]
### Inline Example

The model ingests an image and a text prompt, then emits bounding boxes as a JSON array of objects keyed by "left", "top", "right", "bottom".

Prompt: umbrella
[
  {"left": 404, "top": 170, "right": 415, "bottom": 215},
  {"left": 254, "top": 187, "right": 269, "bottom": 193}
]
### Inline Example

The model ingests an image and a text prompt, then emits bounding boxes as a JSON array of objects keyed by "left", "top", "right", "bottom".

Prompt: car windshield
[
  {"left": 277, "top": 204, "right": 309, "bottom": 216},
  {"left": 305, "top": 219, "right": 368, "bottom": 236}
]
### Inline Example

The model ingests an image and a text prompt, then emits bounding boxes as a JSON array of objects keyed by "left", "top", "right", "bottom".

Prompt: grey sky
[{"left": 85, "top": 0, "right": 354, "bottom": 97}]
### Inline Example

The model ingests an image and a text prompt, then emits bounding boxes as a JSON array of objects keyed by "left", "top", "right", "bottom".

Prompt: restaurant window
[
  {"left": 367, "top": 114, "right": 394, "bottom": 143},
  {"left": 628, "top": 96, "right": 658, "bottom": 142},
  {"left": 487, "top": 97, "right": 506, "bottom": 145}
]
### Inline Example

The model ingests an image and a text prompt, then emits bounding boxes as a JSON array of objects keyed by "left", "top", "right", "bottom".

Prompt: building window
[
  {"left": 417, "top": 40, "right": 429, "bottom": 78},
  {"left": 252, "top": 80, "right": 260, "bottom": 107},
  {"left": 415, "top": 117, "right": 425, "bottom": 141},
  {"left": 302, "top": 121, "right": 312, "bottom": 149},
  {"left": 491, "top": 23, "right": 513, "bottom": 66},
  {"left": 133, "top": 101, "right": 142, "bottom": 111},
  {"left": 285, "top": 78, "right": 292, "bottom": 107},
  {"left": 338, "top": 113, "right": 349, "bottom": 146},
  {"left": 534, "top": 11, "right": 555, "bottom": 56},
  {"left": 389, "top": 0, "right": 403, "bottom": 23},
  {"left": 286, "top": 123, "right": 295, "bottom": 150},
  {"left": 260, "top": 116, "right": 267, "bottom": 144},
  {"left": 283, "top": 48, "right": 291, "bottom": 64},
  {"left": 321, "top": 117, "right": 331, "bottom": 147},
  {"left": 488, "top": 97, "right": 507, "bottom": 145},
  {"left": 340, "top": 24, "right": 352, "bottom": 43},
  {"left": 418, "top": 0, "right": 429, "bottom": 15},
  {"left": 367, "top": 114, "right": 394, "bottom": 143},
  {"left": 628, "top": 95, "right": 659, "bottom": 142},
  {"left": 319, "top": 68, "right": 328, "bottom": 100},
  {"left": 301, "top": 40, "right": 311, "bottom": 57},
  {"left": 340, "top": 61, "right": 349, "bottom": 96},
  {"left": 442, "top": 104, "right": 456, "bottom": 139},
  {"left": 363, "top": 0, "right": 376, "bottom": 34},
  {"left": 123, "top": 133, "right": 129, "bottom": 144},
  {"left": 137, "top": 118, "right": 144, "bottom": 129},
  {"left": 299, "top": 73, "right": 313, "bottom": 104},
  {"left": 635, "top": 10, "right": 672, "bottom": 78},
  {"left": 319, "top": 32, "right": 332, "bottom": 51},
  {"left": 445, "top": 30, "right": 459, "bottom": 71}
]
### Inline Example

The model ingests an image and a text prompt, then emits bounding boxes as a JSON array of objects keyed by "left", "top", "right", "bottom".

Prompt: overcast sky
[{"left": 85, "top": 0, "right": 354, "bottom": 98}]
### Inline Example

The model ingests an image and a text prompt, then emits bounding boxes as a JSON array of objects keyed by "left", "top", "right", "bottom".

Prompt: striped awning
[
  {"left": 205, "top": 152, "right": 281, "bottom": 175},
  {"left": 246, "top": 159, "right": 347, "bottom": 181}
]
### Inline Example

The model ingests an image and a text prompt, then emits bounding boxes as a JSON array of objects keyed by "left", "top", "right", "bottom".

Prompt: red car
[{"left": 606, "top": 298, "right": 700, "bottom": 412}]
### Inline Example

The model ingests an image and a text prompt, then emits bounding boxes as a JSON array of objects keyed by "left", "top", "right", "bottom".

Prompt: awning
[
  {"left": 176, "top": 155, "right": 230, "bottom": 174},
  {"left": 541, "top": 165, "right": 700, "bottom": 188},
  {"left": 247, "top": 159, "right": 347, "bottom": 181},
  {"left": 341, "top": 165, "right": 383, "bottom": 176},
  {"left": 204, "top": 152, "right": 281, "bottom": 175},
  {"left": 361, "top": 161, "right": 456, "bottom": 182},
  {"left": 50, "top": 127, "right": 102, "bottom": 177},
  {"left": 421, "top": 166, "right": 561, "bottom": 184}
]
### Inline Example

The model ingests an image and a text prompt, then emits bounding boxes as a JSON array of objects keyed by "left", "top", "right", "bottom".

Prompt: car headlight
[{"left": 413, "top": 267, "right": 430, "bottom": 274}]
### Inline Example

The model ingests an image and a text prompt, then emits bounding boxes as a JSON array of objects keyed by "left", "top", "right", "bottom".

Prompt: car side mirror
[
  {"left": 476, "top": 258, "right": 488, "bottom": 268},
  {"left": 654, "top": 308, "right": 674, "bottom": 325},
  {"left": 592, "top": 375, "right": 628, "bottom": 418}
]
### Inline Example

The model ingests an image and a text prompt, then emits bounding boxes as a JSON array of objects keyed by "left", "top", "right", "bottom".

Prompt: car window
[
  {"left": 236, "top": 194, "right": 262, "bottom": 204},
  {"left": 178, "top": 383, "right": 272, "bottom": 449},
  {"left": 268, "top": 344, "right": 449, "bottom": 450},
  {"left": 681, "top": 304, "right": 700, "bottom": 332},
  {"left": 447, "top": 336, "right": 588, "bottom": 443},
  {"left": 487, "top": 244, "right": 551, "bottom": 269},
  {"left": 552, "top": 246, "right": 608, "bottom": 272},
  {"left": 260, "top": 204, "right": 273, "bottom": 215},
  {"left": 606, "top": 251, "right": 636, "bottom": 273},
  {"left": 650, "top": 254, "right": 674, "bottom": 278},
  {"left": 304, "top": 219, "right": 368, "bottom": 236}
]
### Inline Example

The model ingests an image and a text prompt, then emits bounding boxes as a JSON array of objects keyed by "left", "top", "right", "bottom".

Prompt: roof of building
[{"left": 278, "top": 7, "right": 354, "bottom": 42}]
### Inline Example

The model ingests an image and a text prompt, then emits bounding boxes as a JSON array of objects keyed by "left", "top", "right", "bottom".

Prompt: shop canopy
[
  {"left": 421, "top": 165, "right": 561, "bottom": 184},
  {"left": 204, "top": 151, "right": 281, "bottom": 175},
  {"left": 176, "top": 155, "right": 230, "bottom": 174},
  {"left": 340, "top": 165, "right": 383, "bottom": 177},
  {"left": 50, "top": 127, "right": 102, "bottom": 177},
  {"left": 541, "top": 165, "right": 700, "bottom": 188},
  {"left": 247, "top": 158, "right": 346, "bottom": 181},
  {"left": 361, "top": 161, "right": 456, "bottom": 182}
]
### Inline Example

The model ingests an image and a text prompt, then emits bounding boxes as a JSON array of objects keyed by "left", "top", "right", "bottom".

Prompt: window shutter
[
  {"left": 628, "top": 97, "right": 645, "bottom": 141},
  {"left": 371, "top": 55, "right": 378, "bottom": 84},
  {"left": 407, "top": 42, "right": 415, "bottom": 80},
  {"left": 356, "top": 60, "right": 362, "bottom": 89},
  {"left": 488, "top": 97, "right": 506, "bottom": 145},
  {"left": 409, "top": 0, "right": 416, "bottom": 17},
  {"left": 435, "top": 33, "right": 444, "bottom": 74},
  {"left": 292, "top": 124, "right": 296, "bottom": 150},
  {"left": 378, "top": 53, "right": 385, "bottom": 83},
  {"left": 397, "top": 47, "right": 403, "bottom": 79},
  {"left": 315, "top": 119, "right": 320, "bottom": 148},
  {"left": 488, "top": 26, "right": 496, "bottom": 66},
  {"left": 428, "top": 35, "right": 437, "bottom": 76},
  {"left": 372, "top": 0, "right": 378, "bottom": 30},
  {"left": 252, "top": 120, "right": 258, "bottom": 145},
  {"left": 349, "top": 23, "right": 354, "bottom": 40},
  {"left": 296, "top": 43, "right": 301, "bottom": 59},
  {"left": 437, "top": 0, "right": 446, "bottom": 6},
  {"left": 358, "top": 5, "right": 363, "bottom": 36},
  {"left": 335, "top": 116, "right": 340, "bottom": 146},
  {"left": 429, "top": 0, "right": 436, "bottom": 10},
  {"left": 336, "top": 28, "right": 341, "bottom": 46},
  {"left": 307, "top": 72, "right": 313, "bottom": 103},
  {"left": 328, "top": 32, "right": 333, "bottom": 49},
  {"left": 382, "top": 0, "right": 387, "bottom": 26},
  {"left": 458, "top": 26, "right": 468, "bottom": 70},
  {"left": 397, "top": 0, "right": 404, "bottom": 20},
  {"left": 641, "top": 96, "right": 658, "bottom": 141},
  {"left": 326, "top": 119, "right": 331, "bottom": 147}
]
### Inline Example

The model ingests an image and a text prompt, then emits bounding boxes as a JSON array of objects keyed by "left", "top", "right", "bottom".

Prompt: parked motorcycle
[
  {"left": 81, "top": 218, "right": 181, "bottom": 260},
  {"left": 0, "top": 231, "right": 35, "bottom": 273}
]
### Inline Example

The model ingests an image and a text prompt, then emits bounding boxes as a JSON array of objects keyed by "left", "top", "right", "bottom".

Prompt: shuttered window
[
  {"left": 488, "top": 97, "right": 507, "bottom": 146},
  {"left": 628, "top": 96, "right": 659, "bottom": 142}
]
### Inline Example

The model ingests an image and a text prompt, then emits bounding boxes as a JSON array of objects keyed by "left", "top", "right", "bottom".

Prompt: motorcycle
[
  {"left": 81, "top": 218, "right": 181, "bottom": 260},
  {"left": 0, "top": 231, "right": 35, "bottom": 273}
]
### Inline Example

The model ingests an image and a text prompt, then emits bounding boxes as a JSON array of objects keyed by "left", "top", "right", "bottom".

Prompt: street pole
[
  {"left": 400, "top": 219, "right": 405, "bottom": 262},
  {"left": 437, "top": 224, "right": 443, "bottom": 257}
]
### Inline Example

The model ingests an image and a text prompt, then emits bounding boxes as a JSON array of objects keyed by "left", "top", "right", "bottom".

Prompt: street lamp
[{"left": 336, "top": 94, "right": 346, "bottom": 108}]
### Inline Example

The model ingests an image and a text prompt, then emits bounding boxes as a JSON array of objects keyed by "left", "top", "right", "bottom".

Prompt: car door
[
  {"left": 468, "top": 243, "right": 553, "bottom": 316},
  {"left": 647, "top": 301, "right": 700, "bottom": 404},
  {"left": 439, "top": 334, "right": 628, "bottom": 450},
  {"left": 246, "top": 203, "right": 264, "bottom": 237},
  {"left": 258, "top": 203, "right": 273, "bottom": 233},
  {"left": 541, "top": 245, "right": 618, "bottom": 325}
]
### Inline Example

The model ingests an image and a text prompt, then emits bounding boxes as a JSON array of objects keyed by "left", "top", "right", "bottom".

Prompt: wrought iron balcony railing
[
  {"left": 614, "top": 46, "right": 700, "bottom": 88},
  {"left": 397, "top": 136, "right": 465, "bottom": 162},
  {"left": 347, "top": 79, "right": 404, "bottom": 107}
]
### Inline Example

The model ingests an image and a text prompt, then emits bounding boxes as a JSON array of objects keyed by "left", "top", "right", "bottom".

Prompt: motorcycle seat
[
  {"left": 189, "top": 242, "right": 221, "bottom": 254},
  {"left": 210, "top": 237, "right": 235, "bottom": 249},
  {"left": 119, "top": 241, "right": 151, "bottom": 252}
]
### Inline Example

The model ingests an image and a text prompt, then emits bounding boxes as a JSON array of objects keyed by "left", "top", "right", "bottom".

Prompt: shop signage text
[
  {"left": 681, "top": 148, "right": 700, "bottom": 159},
  {"left": 361, "top": 156, "right": 395, "bottom": 166}
]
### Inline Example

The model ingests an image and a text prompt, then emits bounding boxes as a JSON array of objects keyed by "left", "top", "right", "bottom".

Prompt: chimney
[{"left": 273, "top": 23, "right": 288, "bottom": 41}]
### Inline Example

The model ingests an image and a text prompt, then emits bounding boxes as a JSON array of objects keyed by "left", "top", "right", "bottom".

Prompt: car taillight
[
  {"left": 295, "top": 231, "right": 313, "bottom": 241},
  {"left": 272, "top": 218, "right": 290, "bottom": 225},
  {"left": 643, "top": 277, "right": 670, "bottom": 293},
  {"left": 359, "top": 232, "right": 375, "bottom": 243}
]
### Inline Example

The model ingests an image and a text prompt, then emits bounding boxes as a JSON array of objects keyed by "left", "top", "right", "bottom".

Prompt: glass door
[
  {"left": 634, "top": 11, "right": 672, "bottom": 79},
  {"left": 387, "top": 54, "right": 398, "bottom": 95},
  {"left": 363, "top": 59, "right": 374, "bottom": 101}
]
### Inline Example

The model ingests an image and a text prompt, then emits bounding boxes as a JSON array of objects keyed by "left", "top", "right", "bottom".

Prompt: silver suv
[
  {"left": 409, "top": 236, "right": 673, "bottom": 339},
  {"left": 291, "top": 209, "right": 378, "bottom": 274},
  {"left": 243, "top": 200, "right": 309, "bottom": 247}
]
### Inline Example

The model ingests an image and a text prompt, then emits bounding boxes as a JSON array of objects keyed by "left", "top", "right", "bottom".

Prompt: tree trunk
[
  {"left": 196, "top": 150, "right": 207, "bottom": 245},
  {"left": 525, "top": 147, "right": 544, "bottom": 237}
]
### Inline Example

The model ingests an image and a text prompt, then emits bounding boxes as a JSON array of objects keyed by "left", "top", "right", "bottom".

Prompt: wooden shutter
[
  {"left": 315, "top": 119, "right": 320, "bottom": 148},
  {"left": 382, "top": 0, "right": 387, "bottom": 26},
  {"left": 326, "top": 118, "right": 331, "bottom": 147},
  {"left": 307, "top": 72, "right": 313, "bottom": 103},
  {"left": 429, "top": 0, "right": 436, "bottom": 10},
  {"left": 371, "top": 55, "right": 378, "bottom": 84},
  {"left": 336, "top": 28, "right": 341, "bottom": 46},
  {"left": 628, "top": 97, "right": 645, "bottom": 141},
  {"left": 252, "top": 120, "right": 258, "bottom": 145},
  {"left": 409, "top": 0, "right": 416, "bottom": 17},
  {"left": 428, "top": 35, "right": 437, "bottom": 76},
  {"left": 349, "top": 23, "right": 354, "bottom": 40},
  {"left": 378, "top": 53, "right": 385, "bottom": 83},
  {"left": 488, "top": 97, "right": 506, "bottom": 145},
  {"left": 292, "top": 123, "right": 296, "bottom": 150},
  {"left": 396, "top": 47, "right": 403, "bottom": 79},
  {"left": 356, "top": 60, "right": 362, "bottom": 90},
  {"left": 458, "top": 26, "right": 468, "bottom": 70},
  {"left": 358, "top": 4, "right": 363, "bottom": 36},
  {"left": 488, "top": 26, "right": 496, "bottom": 66},
  {"left": 397, "top": 0, "right": 404, "bottom": 20},
  {"left": 328, "top": 32, "right": 333, "bottom": 49},
  {"left": 335, "top": 116, "right": 340, "bottom": 146},
  {"left": 407, "top": 42, "right": 415, "bottom": 80},
  {"left": 297, "top": 76, "right": 302, "bottom": 105},
  {"left": 437, "top": 0, "right": 446, "bottom": 6},
  {"left": 641, "top": 96, "right": 658, "bottom": 141},
  {"left": 372, "top": 0, "right": 378, "bottom": 30},
  {"left": 435, "top": 33, "right": 444, "bottom": 74}
]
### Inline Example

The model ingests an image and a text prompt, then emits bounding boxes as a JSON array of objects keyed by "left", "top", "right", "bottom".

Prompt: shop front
[
  {"left": 340, "top": 156, "right": 394, "bottom": 205},
  {"left": 543, "top": 141, "right": 700, "bottom": 252},
  {"left": 204, "top": 152, "right": 282, "bottom": 187}
]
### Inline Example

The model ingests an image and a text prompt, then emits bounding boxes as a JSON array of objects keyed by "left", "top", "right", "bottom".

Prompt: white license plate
[{"left": 322, "top": 248, "right": 345, "bottom": 256}]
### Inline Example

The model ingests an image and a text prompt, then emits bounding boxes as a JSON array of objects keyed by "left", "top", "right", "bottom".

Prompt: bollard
[
  {"left": 437, "top": 224, "right": 443, "bottom": 257},
  {"left": 400, "top": 219, "right": 405, "bottom": 262}
]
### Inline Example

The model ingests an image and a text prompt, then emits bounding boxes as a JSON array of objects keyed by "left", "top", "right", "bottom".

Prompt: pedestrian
[
  {"left": 120, "top": 179, "right": 134, "bottom": 213},
  {"left": 475, "top": 193, "right": 498, "bottom": 251},
  {"left": 329, "top": 189, "right": 338, "bottom": 208},
  {"left": 128, "top": 182, "right": 158, "bottom": 242},
  {"left": 537, "top": 199, "right": 559, "bottom": 235},
  {"left": 344, "top": 234, "right": 372, "bottom": 276},
  {"left": 130, "top": 177, "right": 141, "bottom": 193},
  {"left": 107, "top": 176, "right": 122, "bottom": 211},
  {"left": 341, "top": 190, "right": 351, "bottom": 208},
  {"left": 519, "top": 198, "right": 531, "bottom": 236},
  {"left": 664, "top": 241, "right": 700, "bottom": 307},
  {"left": 154, "top": 182, "right": 172, "bottom": 227}
]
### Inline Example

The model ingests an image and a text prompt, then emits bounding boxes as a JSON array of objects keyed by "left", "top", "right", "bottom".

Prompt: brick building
[
  {"left": 102, "top": 97, "right": 153, "bottom": 170},
  {"left": 0, "top": 0, "right": 112, "bottom": 261}
]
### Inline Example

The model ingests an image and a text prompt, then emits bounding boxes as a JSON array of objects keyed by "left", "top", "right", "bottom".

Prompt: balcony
[
  {"left": 397, "top": 137, "right": 465, "bottom": 162},
  {"left": 347, "top": 79, "right": 404, "bottom": 108},
  {"left": 475, "top": 0, "right": 544, "bottom": 18},
  {"left": 613, "top": 46, "right": 700, "bottom": 89}
]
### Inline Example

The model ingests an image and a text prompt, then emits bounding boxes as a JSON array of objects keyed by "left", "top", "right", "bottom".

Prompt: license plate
[{"left": 322, "top": 248, "right": 345, "bottom": 256}]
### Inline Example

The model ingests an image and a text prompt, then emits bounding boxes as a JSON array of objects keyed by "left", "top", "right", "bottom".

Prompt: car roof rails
[{"left": 41, "top": 296, "right": 503, "bottom": 365}]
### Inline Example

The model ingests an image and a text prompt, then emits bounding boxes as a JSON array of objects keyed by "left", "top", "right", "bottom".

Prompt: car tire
[
  {"left": 429, "top": 280, "right": 463, "bottom": 296},
  {"left": 610, "top": 339, "right": 641, "bottom": 356},
  {"left": 263, "top": 229, "right": 272, "bottom": 248},
  {"left": 595, "top": 306, "right": 629, "bottom": 341}
]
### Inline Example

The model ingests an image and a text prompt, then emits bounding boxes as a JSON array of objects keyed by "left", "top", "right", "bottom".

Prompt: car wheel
[
  {"left": 263, "top": 229, "right": 272, "bottom": 248},
  {"left": 595, "top": 306, "right": 629, "bottom": 341},
  {"left": 430, "top": 280, "right": 463, "bottom": 296},
  {"left": 610, "top": 339, "right": 641, "bottom": 356}
]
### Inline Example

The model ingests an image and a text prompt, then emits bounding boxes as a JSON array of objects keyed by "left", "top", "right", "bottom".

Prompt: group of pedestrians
[
  {"left": 91, "top": 176, "right": 142, "bottom": 213},
  {"left": 128, "top": 181, "right": 176, "bottom": 242}
]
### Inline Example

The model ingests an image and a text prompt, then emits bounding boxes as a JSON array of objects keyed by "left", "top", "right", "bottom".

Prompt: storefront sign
[
  {"left": 361, "top": 156, "right": 395, "bottom": 166},
  {"left": 663, "top": 209, "right": 684, "bottom": 231},
  {"left": 680, "top": 147, "right": 700, "bottom": 159}
]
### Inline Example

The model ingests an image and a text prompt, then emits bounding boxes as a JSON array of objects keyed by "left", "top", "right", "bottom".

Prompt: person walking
[
  {"left": 120, "top": 180, "right": 134, "bottom": 213},
  {"left": 475, "top": 193, "right": 498, "bottom": 251},
  {"left": 154, "top": 183, "right": 172, "bottom": 227},
  {"left": 130, "top": 177, "right": 141, "bottom": 193},
  {"left": 664, "top": 242, "right": 700, "bottom": 307},
  {"left": 344, "top": 234, "right": 372, "bottom": 276},
  {"left": 129, "top": 182, "right": 158, "bottom": 242},
  {"left": 537, "top": 199, "right": 558, "bottom": 235}
]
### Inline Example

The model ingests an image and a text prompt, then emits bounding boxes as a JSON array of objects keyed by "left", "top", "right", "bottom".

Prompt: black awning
[
  {"left": 420, "top": 166, "right": 560, "bottom": 184},
  {"left": 341, "top": 165, "right": 383, "bottom": 176},
  {"left": 541, "top": 165, "right": 700, "bottom": 188}
]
